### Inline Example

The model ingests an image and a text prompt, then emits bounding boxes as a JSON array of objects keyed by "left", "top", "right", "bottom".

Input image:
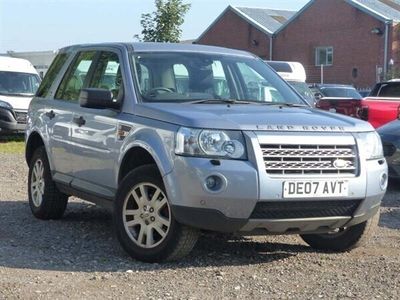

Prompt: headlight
[
  {"left": 175, "top": 127, "right": 247, "bottom": 159},
  {"left": 358, "top": 131, "right": 384, "bottom": 160},
  {"left": 0, "top": 100, "right": 13, "bottom": 110}
]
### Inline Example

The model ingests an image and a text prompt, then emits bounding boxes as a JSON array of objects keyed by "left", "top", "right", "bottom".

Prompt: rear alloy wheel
[
  {"left": 300, "top": 210, "right": 380, "bottom": 252},
  {"left": 28, "top": 146, "right": 68, "bottom": 220},
  {"left": 114, "top": 165, "right": 199, "bottom": 262}
]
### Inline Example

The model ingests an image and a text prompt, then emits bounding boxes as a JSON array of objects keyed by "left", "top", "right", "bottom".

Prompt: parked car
[
  {"left": 26, "top": 43, "right": 387, "bottom": 262},
  {"left": 0, "top": 56, "right": 41, "bottom": 133},
  {"left": 312, "top": 84, "right": 362, "bottom": 118},
  {"left": 265, "top": 60, "right": 316, "bottom": 106},
  {"left": 360, "top": 80, "right": 400, "bottom": 128},
  {"left": 378, "top": 118, "right": 400, "bottom": 179}
]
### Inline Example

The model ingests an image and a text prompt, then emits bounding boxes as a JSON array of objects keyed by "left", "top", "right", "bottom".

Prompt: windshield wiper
[
  {"left": 264, "top": 102, "right": 309, "bottom": 107},
  {"left": 186, "top": 99, "right": 251, "bottom": 104}
]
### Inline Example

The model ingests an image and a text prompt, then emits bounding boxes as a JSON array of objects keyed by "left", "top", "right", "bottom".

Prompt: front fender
[{"left": 118, "top": 126, "right": 176, "bottom": 179}]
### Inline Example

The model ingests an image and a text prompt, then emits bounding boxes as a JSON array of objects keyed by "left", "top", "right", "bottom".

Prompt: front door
[
  {"left": 46, "top": 51, "right": 97, "bottom": 182},
  {"left": 70, "top": 50, "right": 124, "bottom": 199}
]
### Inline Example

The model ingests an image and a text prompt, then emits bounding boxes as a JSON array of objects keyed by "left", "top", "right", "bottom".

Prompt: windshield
[
  {"left": 288, "top": 81, "right": 315, "bottom": 105},
  {"left": 320, "top": 87, "right": 361, "bottom": 99},
  {"left": 131, "top": 52, "right": 305, "bottom": 104},
  {"left": 0, "top": 71, "right": 40, "bottom": 96}
]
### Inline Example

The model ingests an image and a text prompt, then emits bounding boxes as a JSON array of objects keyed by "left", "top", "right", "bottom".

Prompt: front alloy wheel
[
  {"left": 123, "top": 182, "right": 171, "bottom": 249},
  {"left": 114, "top": 165, "right": 199, "bottom": 262}
]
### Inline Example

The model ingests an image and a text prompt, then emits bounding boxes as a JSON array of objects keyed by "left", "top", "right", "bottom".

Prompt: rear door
[
  {"left": 34, "top": 53, "right": 71, "bottom": 177},
  {"left": 70, "top": 50, "right": 124, "bottom": 199}
]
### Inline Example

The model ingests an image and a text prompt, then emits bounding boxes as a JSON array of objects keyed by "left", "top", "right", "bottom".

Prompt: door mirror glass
[{"left": 79, "top": 88, "right": 119, "bottom": 109}]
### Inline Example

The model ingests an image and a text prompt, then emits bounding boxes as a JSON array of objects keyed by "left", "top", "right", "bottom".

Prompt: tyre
[
  {"left": 28, "top": 146, "right": 68, "bottom": 220},
  {"left": 300, "top": 210, "right": 380, "bottom": 252},
  {"left": 114, "top": 164, "right": 199, "bottom": 262}
]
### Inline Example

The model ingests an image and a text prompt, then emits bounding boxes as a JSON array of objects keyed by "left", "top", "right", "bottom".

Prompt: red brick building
[
  {"left": 197, "top": 6, "right": 295, "bottom": 60},
  {"left": 197, "top": 0, "right": 400, "bottom": 89}
]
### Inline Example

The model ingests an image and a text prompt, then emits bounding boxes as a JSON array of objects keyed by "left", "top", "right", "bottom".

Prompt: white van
[
  {"left": 0, "top": 56, "right": 41, "bottom": 133},
  {"left": 265, "top": 61, "right": 315, "bottom": 106}
]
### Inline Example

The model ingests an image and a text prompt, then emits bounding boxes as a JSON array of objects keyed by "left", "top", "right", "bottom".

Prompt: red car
[
  {"left": 360, "top": 81, "right": 400, "bottom": 128},
  {"left": 312, "top": 84, "right": 362, "bottom": 118}
]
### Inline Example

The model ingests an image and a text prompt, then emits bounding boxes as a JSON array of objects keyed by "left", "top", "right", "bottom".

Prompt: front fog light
[
  {"left": 206, "top": 176, "right": 217, "bottom": 189},
  {"left": 379, "top": 172, "right": 388, "bottom": 190},
  {"left": 204, "top": 174, "right": 227, "bottom": 193}
]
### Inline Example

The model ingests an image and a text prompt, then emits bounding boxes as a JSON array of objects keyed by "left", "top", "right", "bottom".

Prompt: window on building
[{"left": 315, "top": 47, "right": 333, "bottom": 66}]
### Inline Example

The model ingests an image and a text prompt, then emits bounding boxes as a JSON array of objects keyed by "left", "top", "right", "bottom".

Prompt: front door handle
[
  {"left": 45, "top": 110, "right": 55, "bottom": 120},
  {"left": 73, "top": 116, "right": 86, "bottom": 127}
]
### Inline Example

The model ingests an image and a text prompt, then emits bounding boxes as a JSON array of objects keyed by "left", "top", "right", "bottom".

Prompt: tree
[{"left": 136, "top": 0, "right": 191, "bottom": 43}]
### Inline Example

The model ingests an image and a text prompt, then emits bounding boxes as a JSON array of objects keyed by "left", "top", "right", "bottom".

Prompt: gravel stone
[{"left": 0, "top": 152, "right": 399, "bottom": 299}]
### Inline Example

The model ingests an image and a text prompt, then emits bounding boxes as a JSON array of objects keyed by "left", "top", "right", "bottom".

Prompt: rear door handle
[
  {"left": 45, "top": 110, "right": 55, "bottom": 120},
  {"left": 73, "top": 116, "right": 86, "bottom": 127}
]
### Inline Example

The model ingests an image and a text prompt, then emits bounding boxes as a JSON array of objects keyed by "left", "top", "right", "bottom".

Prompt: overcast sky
[{"left": 0, "top": 0, "right": 309, "bottom": 53}]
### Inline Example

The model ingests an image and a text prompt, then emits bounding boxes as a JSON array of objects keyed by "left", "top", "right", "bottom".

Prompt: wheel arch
[
  {"left": 117, "top": 144, "right": 172, "bottom": 185},
  {"left": 25, "top": 131, "right": 46, "bottom": 166}
]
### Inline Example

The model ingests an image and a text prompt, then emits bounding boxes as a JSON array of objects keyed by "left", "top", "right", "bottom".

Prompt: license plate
[{"left": 283, "top": 180, "right": 348, "bottom": 198}]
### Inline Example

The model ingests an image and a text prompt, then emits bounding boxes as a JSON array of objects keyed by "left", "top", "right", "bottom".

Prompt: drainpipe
[
  {"left": 383, "top": 21, "right": 390, "bottom": 80},
  {"left": 269, "top": 35, "right": 273, "bottom": 61}
]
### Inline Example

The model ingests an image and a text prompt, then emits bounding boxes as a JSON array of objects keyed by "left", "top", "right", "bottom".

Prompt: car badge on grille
[{"left": 333, "top": 159, "right": 348, "bottom": 169}]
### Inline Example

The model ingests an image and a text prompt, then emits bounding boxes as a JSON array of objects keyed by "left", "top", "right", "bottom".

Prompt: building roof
[
  {"left": 276, "top": 0, "right": 400, "bottom": 35},
  {"left": 197, "top": 5, "right": 296, "bottom": 41},
  {"left": 348, "top": 0, "right": 400, "bottom": 22},
  {"left": 234, "top": 7, "right": 296, "bottom": 34}
]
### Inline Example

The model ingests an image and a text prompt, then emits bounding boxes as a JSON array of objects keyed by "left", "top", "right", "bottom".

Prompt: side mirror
[{"left": 79, "top": 88, "right": 120, "bottom": 109}]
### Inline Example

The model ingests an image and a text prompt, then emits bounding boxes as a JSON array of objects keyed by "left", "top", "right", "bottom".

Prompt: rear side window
[
  {"left": 55, "top": 51, "right": 96, "bottom": 101},
  {"left": 36, "top": 53, "right": 69, "bottom": 98}
]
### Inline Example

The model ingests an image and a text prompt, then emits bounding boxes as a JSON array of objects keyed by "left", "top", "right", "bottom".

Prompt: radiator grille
[
  {"left": 250, "top": 200, "right": 361, "bottom": 219},
  {"left": 261, "top": 144, "right": 357, "bottom": 176}
]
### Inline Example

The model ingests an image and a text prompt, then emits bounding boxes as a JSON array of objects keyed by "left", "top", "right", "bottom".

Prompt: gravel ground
[{"left": 0, "top": 152, "right": 399, "bottom": 299}]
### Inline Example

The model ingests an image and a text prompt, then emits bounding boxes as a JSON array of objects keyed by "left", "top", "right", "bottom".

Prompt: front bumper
[
  {"left": 165, "top": 132, "right": 387, "bottom": 234},
  {"left": 0, "top": 108, "right": 26, "bottom": 133}
]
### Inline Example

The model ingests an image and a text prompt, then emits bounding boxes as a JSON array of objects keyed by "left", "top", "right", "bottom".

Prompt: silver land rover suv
[{"left": 26, "top": 43, "right": 387, "bottom": 262}]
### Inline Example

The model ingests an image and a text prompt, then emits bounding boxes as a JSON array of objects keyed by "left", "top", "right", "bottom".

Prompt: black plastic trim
[
  {"left": 171, "top": 205, "right": 247, "bottom": 232},
  {"left": 56, "top": 182, "right": 114, "bottom": 211}
]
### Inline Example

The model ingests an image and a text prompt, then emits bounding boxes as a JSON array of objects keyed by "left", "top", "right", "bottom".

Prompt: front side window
[
  {"left": 0, "top": 71, "right": 40, "bottom": 97},
  {"left": 89, "top": 51, "right": 123, "bottom": 100},
  {"left": 55, "top": 51, "right": 96, "bottom": 101},
  {"left": 131, "top": 52, "right": 304, "bottom": 105},
  {"left": 315, "top": 47, "right": 333, "bottom": 66}
]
